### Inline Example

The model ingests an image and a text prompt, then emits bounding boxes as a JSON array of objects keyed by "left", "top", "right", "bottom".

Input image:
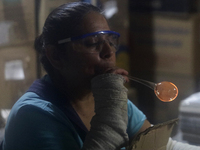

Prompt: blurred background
[{"left": 0, "top": 0, "right": 200, "bottom": 146}]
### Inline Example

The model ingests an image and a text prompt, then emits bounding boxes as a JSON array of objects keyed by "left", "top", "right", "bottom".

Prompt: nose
[{"left": 99, "top": 41, "right": 116, "bottom": 59}]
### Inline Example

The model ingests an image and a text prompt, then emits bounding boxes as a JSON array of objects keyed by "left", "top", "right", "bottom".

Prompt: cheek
[
  {"left": 64, "top": 52, "right": 100, "bottom": 75},
  {"left": 79, "top": 54, "right": 101, "bottom": 74}
]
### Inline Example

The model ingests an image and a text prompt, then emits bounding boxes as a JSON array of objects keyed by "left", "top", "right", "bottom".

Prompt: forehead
[{"left": 79, "top": 12, "right": 110, "bottom": 35}]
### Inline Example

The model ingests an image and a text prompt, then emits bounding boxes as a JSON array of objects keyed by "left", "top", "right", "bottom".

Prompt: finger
[{"left": 105, "top": 68, "right": 129, "bottom": 83}]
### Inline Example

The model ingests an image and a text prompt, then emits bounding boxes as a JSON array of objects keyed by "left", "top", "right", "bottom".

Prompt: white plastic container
[{"left": 179, "top": 92, "right": 200, "bottom": 145}]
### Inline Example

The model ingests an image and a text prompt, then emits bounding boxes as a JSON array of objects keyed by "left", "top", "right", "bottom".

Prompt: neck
[
  {"left": 49, "top": 72, "right": 93, "bottom": 103},
  {"left": 71, "top": 92, "right": 95, "bottom": 131},
  {"left": 71, "top": 92, "right": 94, "bottom": 108}
]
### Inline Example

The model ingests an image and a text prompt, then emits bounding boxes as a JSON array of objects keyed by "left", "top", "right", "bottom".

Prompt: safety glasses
[{"left": 58, "top": 30, "right": 120, "bottom": 53}]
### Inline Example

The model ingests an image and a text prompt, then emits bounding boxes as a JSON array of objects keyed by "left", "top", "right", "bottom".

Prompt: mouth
[{"left": 94, "top": 63, "right": 116, "bottom": 76}]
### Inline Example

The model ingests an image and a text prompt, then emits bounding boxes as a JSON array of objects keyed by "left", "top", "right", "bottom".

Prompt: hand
[{"left": 104, "top": 67, "right": 129, "bottom": 83}]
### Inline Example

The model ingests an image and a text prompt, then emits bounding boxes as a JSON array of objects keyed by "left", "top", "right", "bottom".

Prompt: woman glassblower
[{"left": 1, "top": 2, "right": 200, "bottom": 150}]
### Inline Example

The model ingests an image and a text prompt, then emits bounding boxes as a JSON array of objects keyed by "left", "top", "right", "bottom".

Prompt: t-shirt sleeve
[{"left": 127, "top": 100, "right": 147, "bottom": 138}]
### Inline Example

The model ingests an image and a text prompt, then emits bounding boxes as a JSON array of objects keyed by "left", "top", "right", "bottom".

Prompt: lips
[{"left": 94, "top": 63, "right": 116, "bottom": 76}]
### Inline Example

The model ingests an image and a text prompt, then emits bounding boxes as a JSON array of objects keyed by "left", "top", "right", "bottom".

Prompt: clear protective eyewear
[{"left": 58, "top": 30, "right": 120, "bottom": 53}]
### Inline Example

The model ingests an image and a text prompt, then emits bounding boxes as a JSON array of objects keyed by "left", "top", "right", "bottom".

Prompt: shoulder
[
  {"left": 3, "top": 92, "right": 81, "bottom": 150},
  {"left": 7, "top": 92, "right": 69, "bottom": 126}
]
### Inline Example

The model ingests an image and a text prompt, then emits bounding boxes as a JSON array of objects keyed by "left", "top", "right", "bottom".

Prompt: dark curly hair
[{"left": 34, "top": 2, "right": 102, "bottom": 76}]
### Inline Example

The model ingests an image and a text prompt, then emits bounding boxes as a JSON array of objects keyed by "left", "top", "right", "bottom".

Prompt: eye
[
  {"left": 107, "top": 34, "right": 119, "bottom": 48},
  {"left": 111, "top": 34, "right": 118, "bottom": 39},
  {"left": 82, "top": 35, "right": 99, "bottom": 47}
]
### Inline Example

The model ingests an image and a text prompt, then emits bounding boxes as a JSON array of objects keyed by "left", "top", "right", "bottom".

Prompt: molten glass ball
[{"left": 154, "top": 81, "right": 178, "bottom": 102}]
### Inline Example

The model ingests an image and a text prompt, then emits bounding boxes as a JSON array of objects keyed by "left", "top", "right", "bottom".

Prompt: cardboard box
[
  {"left": 129, "top": 0, "right": 198, "bottom": 13},
  {"left": 0, "top": 1, "right": 4, "bottom": 20},
  {"left": 0, "top": 44, "right": 37, "bottom": 109},
  {"left": 130, "top": 13, "right": 200, "bottom": 77},
  {"left": 0, "top": 0, "right": 35, "bottom": 46},
  {"left": 127, "top": 119, "right": 178, "bottom": 150},
  {"left": 154, "top": 14, "right": 200, "bottom": 77}
]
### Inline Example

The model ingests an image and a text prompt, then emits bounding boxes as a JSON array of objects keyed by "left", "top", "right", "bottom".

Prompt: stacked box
[
  {"left": 0, "top": 44, "right": 37, "bottom": 109},
  {"left": 0, "top": 0, "right": 35, "bottom": 46},
  {"left": 130, "top": 13, "right": 200, "bottom": 77},
  {"left": 129, "top": 0, "right": 198, "bottom": 13},
  {"left": 0, "top": 1, "right": 4, "bottom": 20}
]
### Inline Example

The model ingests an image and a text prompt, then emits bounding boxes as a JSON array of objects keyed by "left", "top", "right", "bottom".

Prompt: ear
[{"left": 45, "top": 45, "right": 63, "bottom": 70}]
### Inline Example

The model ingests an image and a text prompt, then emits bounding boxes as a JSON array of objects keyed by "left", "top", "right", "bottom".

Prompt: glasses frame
[{"left": 58, "top": 30, "right": 120, "bottom": 44}]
